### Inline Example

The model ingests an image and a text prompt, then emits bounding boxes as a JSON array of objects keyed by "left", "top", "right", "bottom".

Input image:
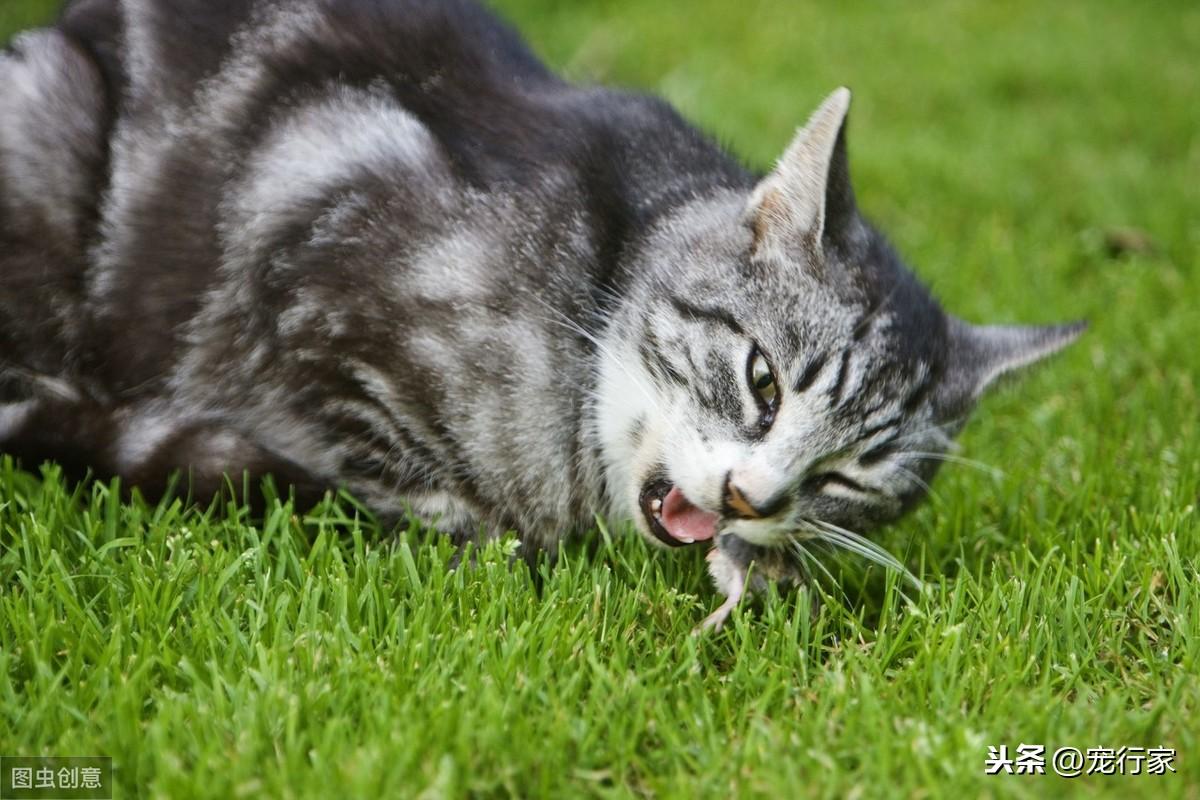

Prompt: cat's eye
[{"left": 748, "top": 346, "right": 779, "bottom": 419}]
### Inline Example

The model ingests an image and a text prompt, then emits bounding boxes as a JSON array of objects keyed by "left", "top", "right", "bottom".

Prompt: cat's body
[
  {"left": 1, "top": 0, "right": 1081, "bottom": 625},
  {"left": 3, "top": 0, "right": 718, "bottom": 542}
]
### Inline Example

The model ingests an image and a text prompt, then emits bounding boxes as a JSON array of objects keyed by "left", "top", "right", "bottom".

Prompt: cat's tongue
[{"left": 660, "top": 486, "right": 719, "bottom": 545}]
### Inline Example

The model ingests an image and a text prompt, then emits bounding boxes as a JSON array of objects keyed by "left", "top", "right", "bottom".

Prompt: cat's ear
[
  {"left": 943, "top": 318, "right": 1088, "bottom": 407},
  {"left": 747, "top": 87, "right": 856, "bottom": 261}
]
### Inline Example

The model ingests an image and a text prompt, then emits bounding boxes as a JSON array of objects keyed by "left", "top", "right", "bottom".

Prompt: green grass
[{"left": 2, "top": 0, "right": 1198, "bottom": 797}]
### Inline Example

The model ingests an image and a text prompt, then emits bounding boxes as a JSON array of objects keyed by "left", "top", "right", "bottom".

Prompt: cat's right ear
[{"left": 746, "top": 87, "right": 857, "bottom": 263}]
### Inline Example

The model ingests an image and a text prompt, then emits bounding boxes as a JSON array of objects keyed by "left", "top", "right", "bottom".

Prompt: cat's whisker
[
  {"left": 786, "top": 540, "right": 814, "bottom": 583},
  {"left": 805, "top": 518, "right": 922, "bottom": 590},
  {"left": 550, "top": 324, "right": 660, "bottom": 415},
  {"left": 891, "top": 416, "right": 968, "bottom": 451},
  {"left": 851, "top": 284, "right": 903, "bottom": 338},
  {"left": 789, "top": 534, "right": 839, "bottom": 587},
  {"left": 893, "top": 464, "right": 935, "bottom": 498},
  {"left": 905, "top": 451, "right": 1004, "bottom": 478},
  {"left": 589, "top": 282, "right": 627, "bottom": 310},
  {"left": 790, "top": 537, "right": 851, "bottom": 608},
  {"left": 531, "top": 301, "right": 665, "bottom": 417}
]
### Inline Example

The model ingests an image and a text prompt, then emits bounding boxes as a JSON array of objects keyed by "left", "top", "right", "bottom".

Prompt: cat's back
[
  {"left": 34, "top": 0, "right": 738, "bottom": 400},
  {"left": 60, "top": 0, "right": 558, "bottom": 111},
  {"left": 63, "top": 0, "right": 573, "bottom": 393}
]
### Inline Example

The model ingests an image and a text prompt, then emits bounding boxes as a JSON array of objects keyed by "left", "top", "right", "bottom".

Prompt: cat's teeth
[
  {"left": 681, "top": 536, "right": 694, "bottom": 544},
  {"left": 650, "top": 498, "right": 662, "bottom": 513}
]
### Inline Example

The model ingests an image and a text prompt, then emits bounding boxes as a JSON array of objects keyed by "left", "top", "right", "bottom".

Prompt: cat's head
[{"left": 595, "top": 88, "right": 1084, "bottom": 551}]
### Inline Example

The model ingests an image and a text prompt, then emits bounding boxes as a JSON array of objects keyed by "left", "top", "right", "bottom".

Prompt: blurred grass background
[{"left": 2, "top": 0, "right": 1198, "bottom": 797}]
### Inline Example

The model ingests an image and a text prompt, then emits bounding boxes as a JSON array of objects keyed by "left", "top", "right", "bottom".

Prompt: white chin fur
[{"left": 723, "top": 519, "right": 791, "bottom": 548}]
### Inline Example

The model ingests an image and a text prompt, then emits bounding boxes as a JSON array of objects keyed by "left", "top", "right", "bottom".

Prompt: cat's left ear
[
  {"left": 747, "top": 87, "right": 857, "bottom": 261},
  {"left": 942, "top": 318, "right": 1088, "bottom": 409}
]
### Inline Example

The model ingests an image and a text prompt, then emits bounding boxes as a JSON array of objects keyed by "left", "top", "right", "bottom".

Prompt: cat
[{"left": 0, "top": 0, "right": 1083, "bottom": 628}]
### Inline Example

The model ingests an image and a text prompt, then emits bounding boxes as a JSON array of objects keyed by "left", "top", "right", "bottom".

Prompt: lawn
[{"left": 2, "top": 0, "right": 1198, "bottom": 797}]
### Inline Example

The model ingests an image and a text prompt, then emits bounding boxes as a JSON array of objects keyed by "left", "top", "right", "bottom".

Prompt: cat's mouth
[{"left": 638, "top": 479, "right": 720, "bottom": 548}]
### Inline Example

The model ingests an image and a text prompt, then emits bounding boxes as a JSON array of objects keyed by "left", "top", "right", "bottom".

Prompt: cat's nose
[{"left": 723, "top": 474, "right": 789, "bottom": 520}]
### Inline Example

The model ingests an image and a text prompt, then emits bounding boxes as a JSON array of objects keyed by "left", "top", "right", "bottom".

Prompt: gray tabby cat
[{"left": 0, "top": 0, "right": 1082, "bottom": 627}]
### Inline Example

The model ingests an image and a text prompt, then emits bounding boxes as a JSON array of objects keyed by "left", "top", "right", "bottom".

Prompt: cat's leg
[
  {"left": 404, "top": 491, "right": 491, "bottom": 544},
  {"left": 0, "top": 394, "right": 116, "bottom": 482},
  {"left": 113, "top": 420, "right": 331, "bottom": 509},
  {"left": 0, "top": 400, "right": 38, "bottom": 444},
  {"left": 399, "top": 490, "right": 555, "bottom": 575},
  {"left": 2, "top": 396, "right": 329, "bottom": 509}
]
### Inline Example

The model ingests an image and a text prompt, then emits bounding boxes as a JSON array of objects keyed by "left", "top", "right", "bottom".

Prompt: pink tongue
[{"left": 660, "top": 486, "right": 719, "bottom": 544}]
